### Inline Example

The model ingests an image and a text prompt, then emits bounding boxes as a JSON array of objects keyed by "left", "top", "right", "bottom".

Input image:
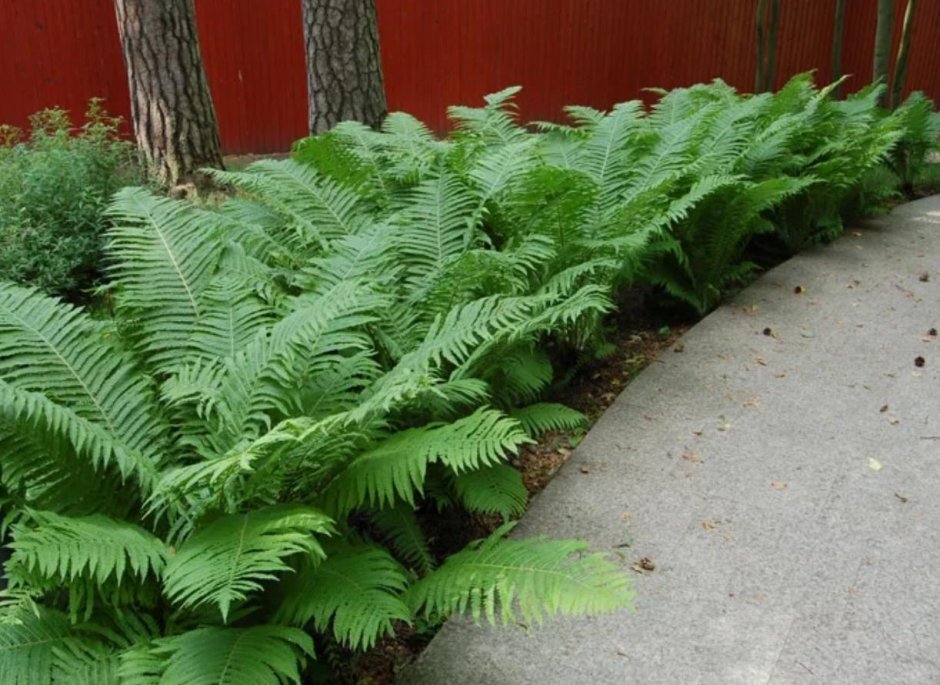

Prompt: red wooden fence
[{"left": 1, "top": 1, "right": 938, "bottom": 154}]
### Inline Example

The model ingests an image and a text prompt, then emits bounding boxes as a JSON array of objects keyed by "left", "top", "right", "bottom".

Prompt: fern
[
  {"left": 0, "top": 607, "right": 116, "bottom": 685},
  {"left": 509, "top": 403, "right": 588, "bottom": 438},
  {"left": 320, "top": 408, "right": 531, "bottom": 515},
  {"left": 0, "top": 78, "right": 926, "bottom": 683},
  {"left": 136, "top": 625, "right": 314, "bottom": 685},
  {"left": 453, "top": 463, "right": 528, "bottom": 519},
  {"left": 275, "top": 543, "right": 410, "bottom": 650},
  {"left": 406, "top": 523, "right": 634, "bottom": 626},
  {"left": 163, "top": 505, "right": 334, "bottom": 620}
]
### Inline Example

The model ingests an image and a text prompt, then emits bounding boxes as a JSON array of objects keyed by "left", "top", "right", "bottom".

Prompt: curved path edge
[{"left": 401, "top": 195, "right": 940, "bottom": 685}]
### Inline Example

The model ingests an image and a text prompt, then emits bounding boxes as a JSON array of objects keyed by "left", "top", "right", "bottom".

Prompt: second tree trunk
[
  {"left": 301, "top": 0, "right": 388, "bottom": 134},
  {"left": 113, "top": 0, "right": 224, "bottom": 188}
]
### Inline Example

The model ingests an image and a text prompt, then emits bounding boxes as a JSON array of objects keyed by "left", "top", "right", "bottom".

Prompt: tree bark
[
  {"left": 301, "top": 0, "right": 388, "bottom": 134},
  {"left": 832, "top": 0, "right": 847, "bottom": 99},
  {"left": 113, "top": 0, "right": 224, "bottom": 189},
  {"left": 755, "top": 0, "right": 768, "bottom": 92},
  {"left": 890, "top": 0, "right": 918, "bottom": 109},
  {"left": 872, "top": 0, "right": 895, "bottom": 106},
  {"left": 754, "top": 0, "right": 779, "bottom": 93},
  {"left": 764, "top": 0, "right": 781, "bottom": 92}
]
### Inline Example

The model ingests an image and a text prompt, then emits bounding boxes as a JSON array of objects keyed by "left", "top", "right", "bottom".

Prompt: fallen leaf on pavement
[{"left": 868, "top": 457, "right": 883, "bottom": 471}]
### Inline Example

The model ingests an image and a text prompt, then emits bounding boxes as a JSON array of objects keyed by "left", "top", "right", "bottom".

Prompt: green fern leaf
[
  {"left": 453, "top": 463, "right": 528, "bottom": 520},
  {"left": 275, "top": 543, "right": 410, "bottom": 650},
  {"left": 370, "top": 504, "right": 435, "bottom": 574},
  {"left": 321, "top": 408, "right": 530, "bottom": 515},
  {"left": 509, "top": 403, "right": 588, "bottom": 438},
  {"left": 0, "top": 607, "right": 116, "bottom": 685},
  {"left": 148, "top": 625, "right": 314, "bottom": 685},
  {"left": 106, "top": 188, "right": 225, "bottom": 373},
  {"left": 406, "top": 523, "right": 633, "bottom": 626},
  {"left": 164, "top": 504, "right": 334, "bottom": 620},
  {"left": 8, "top": 511, "right": 166, "bottom": 588}
]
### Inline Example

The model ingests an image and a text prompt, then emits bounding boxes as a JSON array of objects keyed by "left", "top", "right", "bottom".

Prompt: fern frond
[
  {"left": 509, "top": 403, "right": 588, "bottom": 438},
  {"left": 453, "top": 463, "right": 528, "bottom": 520},
  {"left": 146, "top": 625, "right": 314, "bottom": 685},
  {"left": 321, "top": 408, "right": 531, "bottom": 515},
  {"left": 163, "top": 504, "right": 334, "bottom": 620},
  {"left": 448, "top": 86, "right": 528, "bottom": 145},
  {"left": 211, "top": 159, "right": 369, "bottom": 243},
  {"left": 0, "top": 283, "right": 164, "bottom": 486},
  {"left": 183, "top": 276, "right": 278, "bottom": 364},
  {"left": 406, "top": 523, "right": 633, "bottom": 626},
  {"left": 396, "top": 171, "right": 478, "bottom": 287},
  {"left": 370, "top": 504, "right": 435, "bottom": 574},
  {"left": 275, "top": 543, "right": 410, "bottom": 650},
  {"left": 8, "top": 511, "right": 166, "bottom": 588},
  {"left": 0, "top": 607, "right": 116, "bottom": 685},
  {"left": 106, "top": 188, "right": 225, "bottom": 373}
]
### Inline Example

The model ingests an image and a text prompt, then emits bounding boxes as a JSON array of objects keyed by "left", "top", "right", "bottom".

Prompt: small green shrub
[{"left": 0, "top": 100, "right": 142, "bottom": 302}]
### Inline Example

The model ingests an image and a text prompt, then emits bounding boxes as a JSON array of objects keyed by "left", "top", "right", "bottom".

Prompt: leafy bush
[
  {"left": 0, "top": 77, "right": 933, "bottom": 684},
  {"left": 0, "top": 100, "right": 141, "bottom": 301}
]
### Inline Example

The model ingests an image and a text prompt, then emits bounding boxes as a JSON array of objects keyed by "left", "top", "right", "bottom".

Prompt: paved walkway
[{"left": 402, "top": 196, "right": 940, "bottom": 685}]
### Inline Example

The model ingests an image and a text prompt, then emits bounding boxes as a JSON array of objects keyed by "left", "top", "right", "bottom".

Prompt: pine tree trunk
[
  {"left": 113, "top": 0, "right": 224, "bottom": 190},
  {"left": 764, "top": 0, "right": 781, "bottom": 92},
  {"left": 832, "top": 0, "right": 847, "bottom": 99},
  {"left": 872, "top": 0, "right": 895, "bottom": 106},
  {"left": 301, "top": 0, "right": 388, "bottom": 134},
  {"left": 890, "top": 0, "right": 918, "bottom": 109},
  {"left": 755, "top": 0, "right": 768, "bottom": 92}
]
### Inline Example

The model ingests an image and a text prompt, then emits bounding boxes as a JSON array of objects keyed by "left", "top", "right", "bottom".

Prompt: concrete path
[{"left": 402, "top": 195, "right": 940, "bottom": 685}]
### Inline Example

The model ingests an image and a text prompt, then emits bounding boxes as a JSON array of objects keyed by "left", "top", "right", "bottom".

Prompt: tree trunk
[
  {"left": 755, "top": 0, "right": 768, "bottom": 92},
  {"left": 872, "top": 0, "right": 895, "bottom": 106},
  {"left": 832, "top": 0, "right": 847, "bottom": 99},
  {"left": 764, "top": 0, "right": 781, "bottom": 92},
  {"left": 113, "top": 0, "right": 224, "bottom": 190},
  {"left": 301, "top": 0, "right": 388, "bottom": 134},
  {"left": 890, "top": 0, "right": 918, "bottom": 109},
  {"left": 754, "top": 0, "right": 779, "bottom": 93}
]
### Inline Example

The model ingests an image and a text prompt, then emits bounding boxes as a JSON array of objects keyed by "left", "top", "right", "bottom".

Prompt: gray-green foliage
[{"left": 0, "top": 101, "right": 142, "bottom": 302}]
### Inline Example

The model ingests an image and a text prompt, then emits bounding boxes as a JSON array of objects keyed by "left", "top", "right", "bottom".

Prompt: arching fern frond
[
  {"left": 370, "top": 504, "right": 435, "bottom": 575},
  {"left": 395, "top": 171, "right": 478, "bottom": 288},
  {"left": 141, "top": 625, "right": 314, "bottom": 685},
  {"left": 106, "top": 188, "right": 225, "bottom": 374},
  {"left": 406, "top": 523, "right": 633, "bottom": 626},
  {"left": 163, "top": 505, "right": 334, "bottom": 621},
  {"left": 0, "top": 283, "right": 164, "bottom": 485},
  {"left": 509, "top": 403, "right": 588, "bottom": 438},
  {"left": 320, "top": 408, "right": 530, "bottom": 515},
  {"left": 275, "top": 543, "right": 410, "bottom": 651},
  {"left": 211, "top": 159, "right": 370, "bottom": 243},
  {"left": 0, "top": 606, "right": 116, "bottom": 685},
  {"left": 7, "top": 511, "right": 166, "bottom": 589},
  {"left": 453, "top": 463, "right": 528, "bottom": 520}
]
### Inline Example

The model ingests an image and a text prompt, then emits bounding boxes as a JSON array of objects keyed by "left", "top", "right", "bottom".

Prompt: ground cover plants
[
  {"left": 0, "top": 101, "right": 142, "bottom": 303},
  {"left": 0, "top": 75, "right": 936, "bottom": 684}
]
